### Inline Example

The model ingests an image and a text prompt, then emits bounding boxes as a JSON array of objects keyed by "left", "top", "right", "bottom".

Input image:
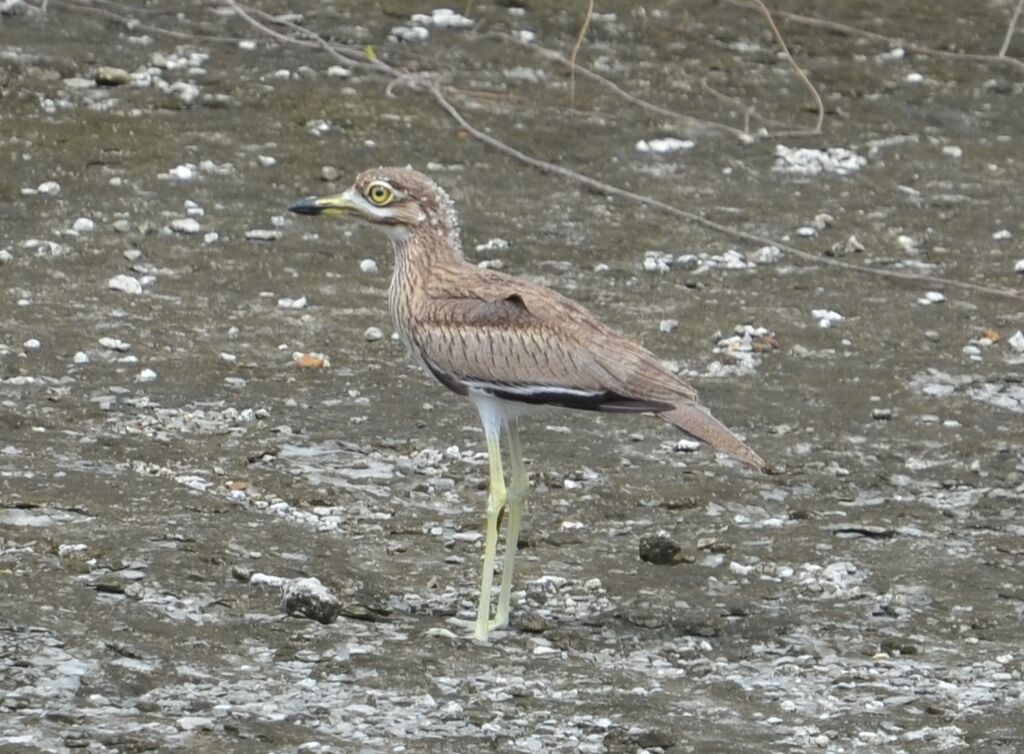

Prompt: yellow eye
[{"left": 366, "top": 183, "right": 393, "bottom": 206}]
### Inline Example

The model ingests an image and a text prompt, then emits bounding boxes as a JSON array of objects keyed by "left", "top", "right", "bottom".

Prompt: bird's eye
[{"left": 366, "top": 183, "right": 394, "bottom": 206}]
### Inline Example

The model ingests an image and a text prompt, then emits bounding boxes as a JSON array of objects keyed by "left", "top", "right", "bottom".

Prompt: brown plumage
[{"left": 289, "top": 166, "right": 763, "bottom": 640}]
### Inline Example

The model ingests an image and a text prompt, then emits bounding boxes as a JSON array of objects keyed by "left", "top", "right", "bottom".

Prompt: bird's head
[{"left": 289, "top": 167, "right": 459, "bottom": 246}]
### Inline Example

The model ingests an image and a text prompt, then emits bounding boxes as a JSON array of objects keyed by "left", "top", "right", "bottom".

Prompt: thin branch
[
  {"left": 426, "top": 85, "right": 1022, "bottom": 303},
  {"left": 721, "top": 0, "right": 1024, "bottom": 73},
  {"left": 494, "top": 32, "right": 751, "bottom": 140},
  {"left": 748, "top": 0, "right": 824, "bottom": 135},
  {"left": 569, "top": 0, "right": 594, "bottom": 108},
  {"left": 998, "top": 0, "right": 1024, "bottom": 57}
]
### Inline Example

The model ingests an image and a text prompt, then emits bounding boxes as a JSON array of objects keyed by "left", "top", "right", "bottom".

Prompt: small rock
[
  {"left": 99, "top": 336, "right": 131, "bottom": 352},
  {"left": 320, "top": 166, "right": 340, "bottom": 182},
  {"left": 37, "top": 181, "right": 61, "bottom": 195},
  {"left": 1014, "top": 259, "right": 1024, "bottom": 274},
  {"left": 257, "top": 155, "right": 276, "bottom": 167},
  {"left": 281, "top": 577, "right": 340, "bottom": 624},
  {"left": 326, "top": 65, "right": 352, "bottom": 78},
  {"left": 673, "top": 438, "right": 701, "bottom": 453},
  {"left": 108, "top": 274, "right": 143, "bottom": 295},
  {"left": 1009, "top": 331, "right": 1024, "bottom": 353},
  {"left": 659, "top": 319, "right": 678, "bottom": 333},
  {"left": 992, "top": 229, "right": 1011, "bottom": 241},
  {"left": 359, "top": 258, "right": 378, "bottom": 274},
  {"left": 95, "top": 66, "right": 131, "bottom": 86},
  {"left": 170, "top": 217, "right": 201, "bottom": 234},
  {"left": 639, "top": 533, "right": 687, "bottom": 565},
  {"left": 942, "top": 145, "right": 963, "bottom": 158},
  {"left": 277, "top": 296, "right": 307, "bottom": 309},
  {"left": 364, "top": 326, "right": 384, "bottom": 342},
  {"left": 136, "top": 368, "right": 157, "bottom": 383},
  {"left": 474, "top": 238, "right": 510, "bottom": 253},
  {"left": 871, "top": 408, "right": 893, "bottom": 420},
  {"left": 636, "top": 137, "right": 695, "bottom": 154},
  {"left": 812, "top": 308, "right": 844, "bottom": 328},
  {"left": 245, "top": 229, "right": 281, "bottom": 241},
  {"left": 918, "top": 291, "right": 946, "bottom": 305},
  {"left": 73, "top": 351, "right": 90, "bottom": 364},
  {"left": 23, "top": 338, "right": 41, "bottom": 350},
  {"left": 72, "top": 217, "right": 95, "bottom": 233}
]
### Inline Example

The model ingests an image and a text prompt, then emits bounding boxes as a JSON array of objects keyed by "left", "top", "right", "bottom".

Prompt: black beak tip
[{"left": 288, "top": 198, "right": 321, "bottom": 216}]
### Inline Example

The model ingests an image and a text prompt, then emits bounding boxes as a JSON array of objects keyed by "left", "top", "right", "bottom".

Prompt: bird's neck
[{"left": 391, "top": 225, "right": 465, "bottom": 273}]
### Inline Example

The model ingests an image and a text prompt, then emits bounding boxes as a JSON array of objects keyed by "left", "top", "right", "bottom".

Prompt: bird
[{"left": 289, "top": 167, "right": 764, "bottom": 641}]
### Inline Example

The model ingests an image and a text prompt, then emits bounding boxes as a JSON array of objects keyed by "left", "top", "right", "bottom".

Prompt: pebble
[
  {"left": 0, "top": 249, "right": 12, "bottom": 263},
  {"left": 364, "top": 327, "right": 384, "bottom": 342},
  {"left": 674, "top": 438, "right": 701, "bottom": 453},
  {"left": 136, "top": 368, "right": 158, "bottom": 383},
  {"left": 659, "top": 319, "right": 678, "bottom": 333},
  {"left": 635, "top": 137, "right": 695, "bottom": 154},
  {"left": 123, "top": 249, "right": 142, "bottom": 261},
  {"left": 99, "top": 337, "right": 131, "bottom": 352},
  {"left": 73, "top": 351, "right": 90, "bottom": 364},
  {"left": 796, "top": 226, "right": 817, "bottom": 237},
  {"left": 72, "top": 217, "right": 95, "bottom": 233},
  {"left": 474, "top": 238, "right": 510, "bottom": 253},
  {"left": 992, "top": 229, "right": 1011, "bottom": 241},
  {"left": 257, "top": 155, "right": 276, "bottom": 167},
  {"left": 359, "top": 258, "right": 379, "bottom": 274},
  {"left": 23, "top": 338, "right": 41, "bottom": 350},
  {"left": 277, "top": 296, "right": 307, "bottom": 309},
  {"left": 942, "top": 145, "right": 963, "bottom": 158},
  {"left": 812, "top": 309, "right": 844, "bottom": 328},
  {"left": 320, "top": 166, "right": 340, "bottom": 182},
  {"left": 95, "top": 66, "right": 131, "bottom": 86},
  {"left": 281, "top": 577, "right": 340, "bottom": 624},
  {"left": 638, "top": 533, "right": 687, "bottom": 565},
  {"left": 1009, "top": 331, "right": 1024, "bottom": 353},
  {"left": 37, "top": 180, "right": 61, "bottom": 195},
  {"left": 1014, "top": 259, "right": 1024, "bottom": 274},
  {"left": 905, "top": 72, "right": 924, "bottom": 83},
  {"left": 245, "top": 229, "right": 282, "bottom": 241},
  {"left": 326, "top": 65, "right": 352, "bottom": 78},
  {"left": 918, "top": 291, "right": 946, "bottom": 305},
  {"left": 170, "top": 218, "right": 201, "bottom": 234},
  {"left": 872, "top": 408, "right": 893, "bottom": 420},
  {"left": 773, "top": 145, "right": 865, "bottom": 175},
  {"left": 108, "top": 274, "right": 143, "bottom": 295}
]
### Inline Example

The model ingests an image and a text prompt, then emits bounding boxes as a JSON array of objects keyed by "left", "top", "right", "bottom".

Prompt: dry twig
[
  {"left": 722, "top": 0, "right": 1024, "bottom": 73},
  {"left": 999, "top": 0, "right": 1024, "bottom": 57},
  {"left": 568, "top": 0, "right": 594, "bottom": 108},
  {"left": 748, "top": 0, "right": 824, "bottom": 136}
]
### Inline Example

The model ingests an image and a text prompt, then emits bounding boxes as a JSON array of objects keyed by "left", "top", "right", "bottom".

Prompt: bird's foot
[{"left": 448, "top": 614, "right": 509, "bottom": 641}]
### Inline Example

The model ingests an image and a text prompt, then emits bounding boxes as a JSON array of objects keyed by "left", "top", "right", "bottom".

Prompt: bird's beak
[{"left": 288, "top": 188, "right": 358, "bottom": 218}]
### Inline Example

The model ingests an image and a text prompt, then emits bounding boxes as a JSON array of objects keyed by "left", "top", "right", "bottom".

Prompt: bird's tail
[{"left": 659, "top": 402, "right": 765, "bottom": 470}]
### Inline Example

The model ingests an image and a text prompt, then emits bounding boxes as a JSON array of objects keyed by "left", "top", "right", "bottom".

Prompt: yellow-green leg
[
  {"left": 493, "top": 419, "right": 527, "bottom": 630},
  {"left": 474, "top": 414, "right": 507, "bottom": 641}
]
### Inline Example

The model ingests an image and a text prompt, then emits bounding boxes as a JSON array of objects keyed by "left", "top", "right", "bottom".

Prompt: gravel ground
[{"left": 1, "top": 1, "right": 1023, "bottom": 752}]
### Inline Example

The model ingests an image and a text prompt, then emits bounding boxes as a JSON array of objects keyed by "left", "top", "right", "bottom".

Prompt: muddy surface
[{"left": 2, "top": 1, "right": 1023, "bottom": 752}]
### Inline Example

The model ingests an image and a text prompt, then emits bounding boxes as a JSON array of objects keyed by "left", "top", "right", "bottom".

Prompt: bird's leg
[
  {"left": 492, "top": 418, "right": 527, "bottom": 631},
  {"left": 474, "top": 420, "right": 507, "bottom": 641}
]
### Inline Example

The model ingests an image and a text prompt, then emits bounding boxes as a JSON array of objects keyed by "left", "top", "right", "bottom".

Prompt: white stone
[
  {"left": 942, "top": 145, "right": 963, "bottom": 158},
  {"left": 257, "top": 155, "right": 276, "bottom": 167},
  {"left": 277, "top": 296, "right": 307, "bottom": 309},
  {"left": 37, "top": 180, "right": 61, "bottom": 195},
  {"left": 72, "top": 217, "right": 95, "bottom": 233},
  {"left": 108, "top": 274, "right": 143, "bottom": 295},
  {"left": 170, "top": 217, "right": 201, "bottom": 234},
  {"left": 1009, "top": 331, "right": 1024, "bottom": 353},
  {"left": 99, "top": 336, "right": 131, "bottom": 351},
  {"left": 136, "top": 368, "right": 157, "bottom": 383},
  {"left": 918, "top": 291, "right": 946, "bottom": 305},
  {"left": 23, "top": 338, "right": 41, "bottom": 350},
  {"left": 474, "top": 238, "right": 510, "bottom": 252},
  {"left": 905, "top": 72, "right": 924, "bottom": 83},
  {"left": 992, "top": 229, "right": 1011, "bottom": 241},
  {"left": 359, "top": 258, "right": 379, "bottom": 274},
  {"left": 636, "top": 137, "right": 694, "bottom": 154},
  {"left": 773, "top": 145, "right": 865, "bottom": 175},
  {"left": 812, "top": 309, "right": 844, "bottom": 328},
  {"left": 326, "top": 65, "right": 351, "bottom": 78},
  {"left": 364, "top": 327, "right": 384, "bottom": 342},
  {"left": 167, "top": 164, "right": 196, "bottom": 180},
  {"left": 73, "top": 351, "right": 90, "bottom": 364}
]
